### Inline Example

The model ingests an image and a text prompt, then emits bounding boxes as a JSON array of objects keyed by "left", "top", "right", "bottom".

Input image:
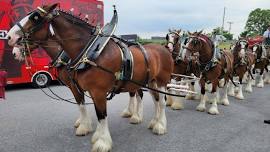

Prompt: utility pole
[
  {"left": 221, "top": 7, "right": 226, "bottom": 34},
  {"left": 227, "top": 21, "right": 233, "bottom": 33}
]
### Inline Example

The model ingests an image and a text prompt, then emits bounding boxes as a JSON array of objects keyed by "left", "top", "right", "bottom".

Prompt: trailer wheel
[{"left": 32, "top": 73, "right": 52, "bottom": 88}]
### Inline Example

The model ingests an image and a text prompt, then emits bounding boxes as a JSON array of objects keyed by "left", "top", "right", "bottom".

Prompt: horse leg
[
  {"left": 69, "top": 85, "right": 92, "bottom": 136},
  {"left": 235, "top": 76, "right": 244, "bottom": 100},
  {"left": 264, "top": 67, "right": 270, "bottom": 84},
  {"left": 170, "top": 92, "right": 184, "bottom": 110},
  {"left": 228, "top": 80, "right": 235, "bottom": 97},
  {"left": 257, "top": 68, "right": 264, "bottom": 88},
  {"left": 245, "top": 74, "right": 253, "bottom": 93},
  {"left": 208, "top": 80, "right": 220, "bottom": 115},
  {"left": 91, "top": 91, "right": 112, "bottom": 152},
  {"left": 185, "top": 82, "right": 196, "bottom": 100},
  {"left": 196, "top": 79, "right": 206, "bottom": 112},
  {"left": 121, "top": 92, "right": 136, "bottom": 118},
  {"left": 148, "top": 82, "right": 167, "bottom": 135},
  {"left": 130, "top": 91, "right": 143, "bottom": 124},
  {"left": 220, "top": 80, "right": 230, "bottom": 106},
  {"left": 166, "top": 90, "right": 173, "bottom": 106}
]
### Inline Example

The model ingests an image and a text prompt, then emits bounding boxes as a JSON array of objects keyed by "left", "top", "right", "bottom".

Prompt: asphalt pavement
[{"left": 0, "top": 84, "right": 270, "bottom": 152}]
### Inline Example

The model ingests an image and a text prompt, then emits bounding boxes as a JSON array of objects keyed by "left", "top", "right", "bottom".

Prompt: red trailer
[{"left": 0, "top": 0, "right": 103, "bottom": 87}]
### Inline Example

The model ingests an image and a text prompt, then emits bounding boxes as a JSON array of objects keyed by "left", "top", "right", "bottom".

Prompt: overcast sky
[{"left": 103, "top": 0, "right": 270, "bottom": 38}]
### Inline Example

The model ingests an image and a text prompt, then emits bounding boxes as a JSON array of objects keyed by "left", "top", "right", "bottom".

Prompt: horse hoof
[
  {"left": 235, "top": 94, "right": 244, "bottom": 100},
  {"left": 76, "top": 124, "right": 92, "bottom": 136},
  {"left": 171, "top": 101, "right": 184, "bottom": 110},
  {"left": 148, "top": 119, "right": 158, "bottom": 129},
  {"left": 208, "top": 107, "right": 219, "bottom": 115},
  {"left": 121, "top": 109, "right": 132, "bottom": 118},
  {"left": 185, "top": 94, "right": 195, "bottom": 100},
  {"left": 221, "top": 98, "right": 230, "bottom": 106},
  {"left": 228, "top": 93, "right": 235, "bottom": 97},
  {"left": 74, "top": 119, "right": 81, "bottom": 128},
  {"left": 92, "top": 138, "right": 112, "bottom": 152},
  {"left": 130, "top": 114, "right": 142, "bottom": 124},
  {"left": 245, "top": 88, "right": 252, "bottom": 93},
  {"left": 256, "top": 84, "right": 264, "bottom": 88},
  {"left": 196, "top": 105, "right": 206, "bottom": 112},
  {"left": 152, "top": 122, "right": 167, "bottom": 135}
]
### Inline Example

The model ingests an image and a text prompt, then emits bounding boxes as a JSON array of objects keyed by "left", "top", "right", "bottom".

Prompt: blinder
[{"left": 29, "top": 11, "right": 44, "bottom": 25}]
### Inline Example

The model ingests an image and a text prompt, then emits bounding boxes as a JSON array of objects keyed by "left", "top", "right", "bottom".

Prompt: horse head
[
  {"left": 184, "top": 30, "right": 210, "bottom": 56},
  {"left": 7, "top": 3, "right": 60, "bottom": 60},
  {"left": 234, "top": 38, "right": 249, "bottom": 60},
  {"left": 166, "top": 29, "right": 181, "bottom": 53}
]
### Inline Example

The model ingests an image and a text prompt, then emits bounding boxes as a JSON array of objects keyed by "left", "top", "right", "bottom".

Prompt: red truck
[{"left": 0, "top": 0, "right": 103, "bottom": 87}]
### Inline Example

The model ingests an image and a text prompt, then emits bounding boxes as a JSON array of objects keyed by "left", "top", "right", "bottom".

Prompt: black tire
[{"left": 32, "top": 73, "right": 52, "bottom": 88}]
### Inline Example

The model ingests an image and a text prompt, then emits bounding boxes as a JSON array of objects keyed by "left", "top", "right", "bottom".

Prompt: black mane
[{"left": 57, "top": 9, "right": 96, "bottom": 33}]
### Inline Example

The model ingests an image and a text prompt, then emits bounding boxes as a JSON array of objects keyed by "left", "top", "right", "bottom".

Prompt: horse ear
[
  {"left": 47, "top": 3, "right": 60, "bottom": 12},
  {"left": 198, "top": 30, "right": 203, "bottom": 34},
  {"left": 187, "top": 31, "right": 191, "bottom": 35},
  {"left": 177, "top": 29, "right": 181, "bottom": 34},
  {"left": 168, "top": 29, "right": 172, "bottom": 32}
]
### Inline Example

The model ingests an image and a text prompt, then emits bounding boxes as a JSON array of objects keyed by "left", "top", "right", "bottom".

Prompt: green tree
[
  {"left": 211, "top": 27, "right": 233, "bottom": 40},
  {"left": 241, "top": 8, "right": 270, "bottom": 37}
]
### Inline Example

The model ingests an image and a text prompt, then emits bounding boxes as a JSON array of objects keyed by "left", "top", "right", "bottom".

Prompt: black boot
[{"left": 264, "top": 120, "right": 270, "bottom": 124}]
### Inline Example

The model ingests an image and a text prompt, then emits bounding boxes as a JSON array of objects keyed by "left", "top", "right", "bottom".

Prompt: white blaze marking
[{"left": 7, "top": 15, "right": 30, "bottom": 46}]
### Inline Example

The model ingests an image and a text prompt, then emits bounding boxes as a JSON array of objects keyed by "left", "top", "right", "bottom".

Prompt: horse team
[{"left": 5, "top": 4, "right": 270, "bottom": 152}]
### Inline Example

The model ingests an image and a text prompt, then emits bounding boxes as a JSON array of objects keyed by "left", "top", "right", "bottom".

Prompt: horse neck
[
  {"left": 40, "top": 39, "right": 61, "bottom": 60},
  {"left": 198, "top": 43, "right": 213, "bottom": 63},
  {"left": 172, "top": 42, "right": 181, "bottom": 60},
  {"left": 51, "top": 15, "right": 93, "bottom": 60}
]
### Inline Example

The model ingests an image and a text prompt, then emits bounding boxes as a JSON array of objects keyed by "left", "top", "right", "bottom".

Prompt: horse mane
[{"left": 57, "top": 9, "right": 96, "bottom": 32}]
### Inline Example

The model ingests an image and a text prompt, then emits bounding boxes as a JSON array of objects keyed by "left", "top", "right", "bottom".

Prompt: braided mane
[{"left": 57, "top": 9, "right": 96, "bottom": 32}]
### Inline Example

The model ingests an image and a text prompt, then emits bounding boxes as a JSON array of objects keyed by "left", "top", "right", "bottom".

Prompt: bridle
[{"left": 15, "top": 7, "right": 60, "bottom": 56}]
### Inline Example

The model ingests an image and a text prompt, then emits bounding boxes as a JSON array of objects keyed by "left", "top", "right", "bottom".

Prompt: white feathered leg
[
  {"left": 220, "top": 83, "right": 230, "bottom": 106},
  {"left": 228, "top": 81, "right": 235, "bottom": 97},
  {"left": 130, "top": 93, "right": 143, "bottom": 124},
  {"left": 245, "top": 75, "right": 253, "bottom": 93},
  {"left": 263, "top": 72, "right": 270, "bottom": 84},
  {"left": 148, "top": 93, "right": 160, "bottom": 130},
  {"left": 121, "top": 95, "right": 135, "bottom": 118},
  {"left": 196, "top": 94, "right": 206, "bottom": 112},
  {"left": 152, "top": 87, "right": 167, "bottom": 135},
  {"left": 92, "top": 118, "right": 112, "bottom": 152},
  {"left": 185, "top": 82, "right": 196, "bottom": 100},
  {"left": 208, "top": 90, "right": 220, "bottom": 115},
  {"left": 235, "top": 83, "right": 244, "bottom": 100},
  {"left": 75, "top": 104, "right": 93, "bottom": 136},
  {"left": 257, "top": 74, "right": 264, "bottom": 88}
]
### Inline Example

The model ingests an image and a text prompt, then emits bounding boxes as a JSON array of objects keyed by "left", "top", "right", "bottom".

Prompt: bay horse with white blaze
[
  {"left": 165, "top": 29, "right": 200, "bottom": 110},
  {"left": 184, "top": 31, "right": 234, "bottom": 115},
  {"left": 7, "top": 4, "right": 173, "bottom": 152},
  {"left": 252, "top": 43, "right": 268, "bottom": 88},
  {"left": 228, "top": 38, "right": 255, "bottom": 99}
]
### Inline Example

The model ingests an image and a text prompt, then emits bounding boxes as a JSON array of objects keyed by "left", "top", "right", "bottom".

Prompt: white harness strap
[{"left": 49, "top": 24, "right": 55, "bottom": 36}]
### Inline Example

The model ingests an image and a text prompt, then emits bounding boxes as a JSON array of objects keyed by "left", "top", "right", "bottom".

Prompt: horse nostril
[{"left": 7, "top": 36, "right": 11, "bottom": 40}]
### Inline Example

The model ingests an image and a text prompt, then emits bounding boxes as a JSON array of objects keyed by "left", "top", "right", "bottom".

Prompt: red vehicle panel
[{"left": 0, "top": 0, "right": 104, "bottom": 86}]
